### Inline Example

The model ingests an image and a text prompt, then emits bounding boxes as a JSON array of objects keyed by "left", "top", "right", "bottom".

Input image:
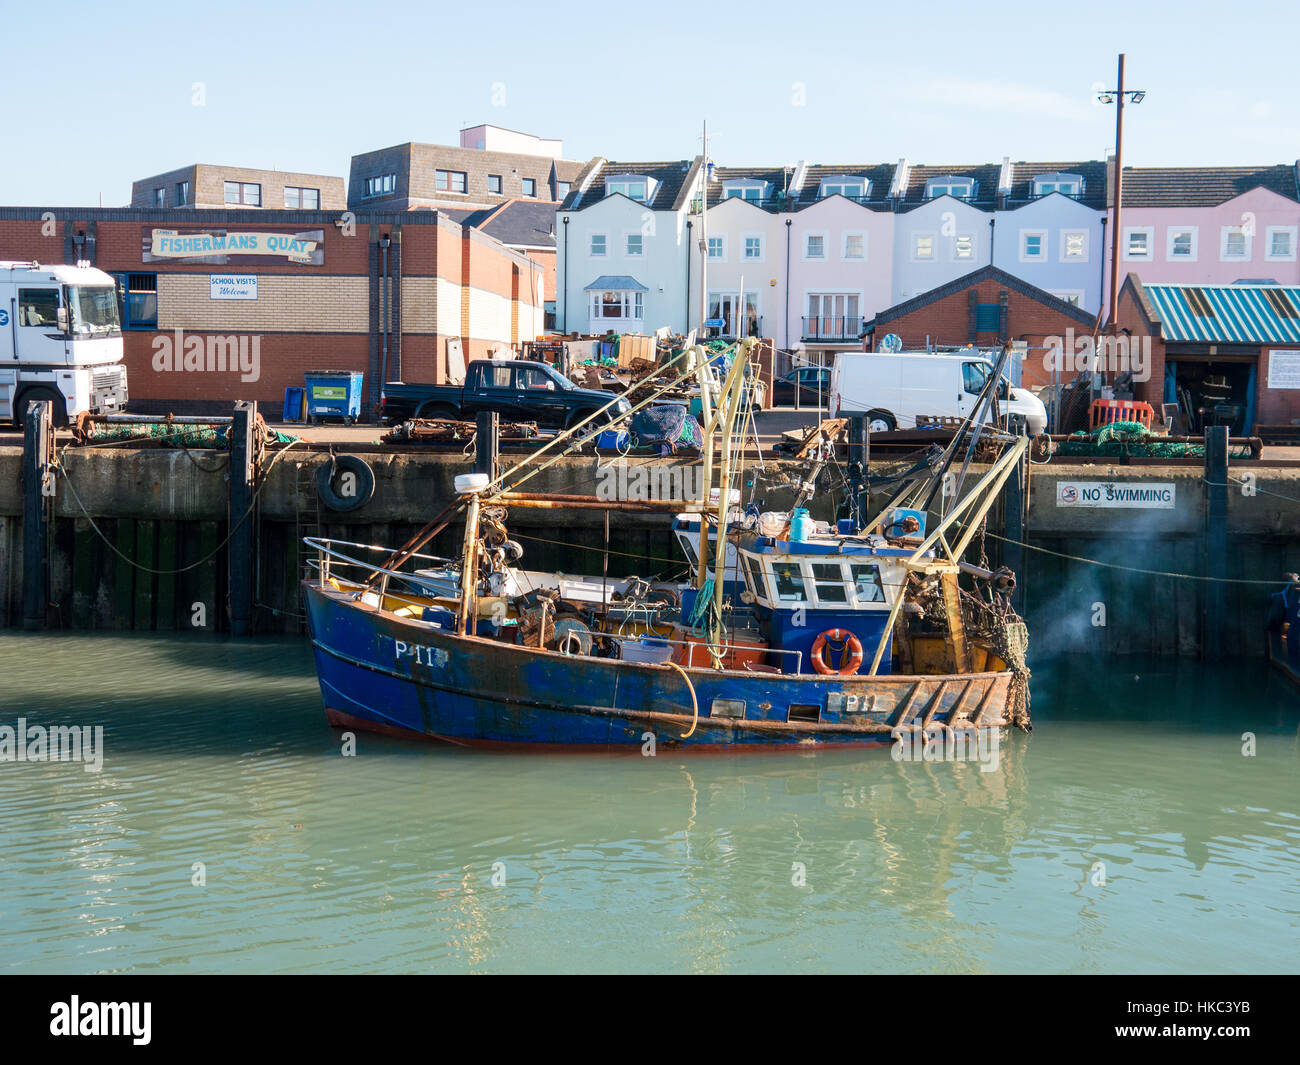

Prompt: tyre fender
[{"left": 316, "top": 454, "right": 375, "bottom": 512}]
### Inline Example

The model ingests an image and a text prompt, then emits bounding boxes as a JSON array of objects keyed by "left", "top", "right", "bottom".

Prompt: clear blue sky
[{"left": 6, "top": 0, "right": 1300, "bottom": 205}]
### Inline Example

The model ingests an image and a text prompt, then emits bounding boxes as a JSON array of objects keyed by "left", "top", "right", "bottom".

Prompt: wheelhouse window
[
  {"left": 850, "top": 563, "right": 885, "bottom": 603},
  {"left": 811, "top": 562, "right": 848, "bottom": 604},
  {"left": 744, "top": 555, "right": 768, "bottom": 602},
  {"left": 772, "top": 561, "right": 807, "bottom": 602}
]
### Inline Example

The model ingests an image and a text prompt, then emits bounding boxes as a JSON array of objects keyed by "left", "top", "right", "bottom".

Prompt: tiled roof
[
  {"left": 562, "top": 159, "right": 701, "bottom": 211},
  {"left": 898, "top": 163, "right": 1005, "bottom": 207},
  {"left": 869, "top": 265, "right": 1099, "bottom": 328},
  {"left": 795, "top": 164, "right": 897, "bottom": 206},
  {"left": 474, "top": 199, "right": 557, "bottom": 248},
  {"left": 1137, "top": 281, "right": 1300, "bottom": 344},
  {"left": 1005, "top": 160, "right": 1108, "bottom": 210},
  {"left": 705, "top": 166, "right": 796, "bottom": 208},
  {"left": 1120, "top": 165, "right": 1299, "bottom": 207}
]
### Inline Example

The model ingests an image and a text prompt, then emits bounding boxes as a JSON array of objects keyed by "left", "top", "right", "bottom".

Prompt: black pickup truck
[{"left": 379, "top": 360, "right": 629, "bottom": 428}]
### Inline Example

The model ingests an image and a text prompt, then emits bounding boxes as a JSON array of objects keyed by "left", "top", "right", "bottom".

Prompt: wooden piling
[
  {"left": 229, "top": 401, "right": 257, "bottom": 636},
  {"left": 22, "top": 399, "right": 53, "bottom": 630},
  {"left": 1203, "top": 426, "right": 1229, "bottom": 661}
]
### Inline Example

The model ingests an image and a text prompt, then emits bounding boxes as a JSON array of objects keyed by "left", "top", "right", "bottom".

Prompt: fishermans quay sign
[
  {"left": 1055, "top": 481, "right": 1177, "bottom": 509},
  {"left": 142, "top": 228, "right": 325, "bottom": 266}
]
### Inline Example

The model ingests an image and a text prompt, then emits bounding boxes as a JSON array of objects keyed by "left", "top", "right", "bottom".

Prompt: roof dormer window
[
  {"left": 605, "top": 175, "right": 656, "bottom": 203},
  {"left": 722, "top": 179, "right": 771, "bottom": 202},
  {"left": 818, "top": 176, "right": 869, "bottom": 200},
  {"left": 925, "top": 176, "right": 975, "bottom": 200},
  {"left": 1033, "top": 172, "right": 1083, "bottom": 197}
]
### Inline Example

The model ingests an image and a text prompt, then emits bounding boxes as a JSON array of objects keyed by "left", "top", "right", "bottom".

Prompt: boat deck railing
[{"left": 304, "top": 537, "right": 457, "bottom": 599}]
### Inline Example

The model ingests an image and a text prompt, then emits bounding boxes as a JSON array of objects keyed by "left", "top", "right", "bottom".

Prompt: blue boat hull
[{"left": 303, "top": 581, "right": 1017, "bottom": 751}]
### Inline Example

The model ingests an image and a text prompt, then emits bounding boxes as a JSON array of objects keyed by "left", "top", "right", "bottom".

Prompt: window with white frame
[
  {"left": 590, "top": 234, "right": 607, "bottom": 257},
  {"left": 1266, "top": 226, "right": 1297, "bottom": 261},
  {"left": 1020, "top": 230, "right": 1047, "bottom": 261},
  {"left": 913, "top": 233, "right": 935, "bottom": 261},
  {"left": 605, "top": 175, "right": 654, "bottom": 203},
  {"left": 953, "top": 233, "right": 975, "bottom": 260},
  {"left": 1123, "top": 227, "right": 1155, "bottom": 260},
  {"left": 1221, "top": 225, "right": 1251, "bottom": 261},
  {"left": 1168, "top": 227, "right": 1198, "bottom": 260},
  {"left": 804, "top": 233, "right": 826, "bottom": 259},
  {"left": 925, "top": 176, "right": 975, "bottom": 200},
  {"left": 590, "top": 290, "right": 644, "bottom": 320},
  {"left": 707, "top": 236, "right": 725, "bottom": 260},
  {"left": 723, "top": 180, "right": 770, "bottom": 201},
  {"left": 818, "top": 176, "right": 869, "bottom": 199},
  {"left": 1061, "top": 230, "right": 1089, "bottom": 261},
  {"left": 626, "top": 233, "right": 643, "bottom": 256},
  {"left": 842, "top": 232, "right": 866, "bottom": 260},
  {"left": 1032, "top": 173, "right": 1083, "bottom": 197},
  {"left": 743, "top": 234, "right": 763, "bottom": 260}
]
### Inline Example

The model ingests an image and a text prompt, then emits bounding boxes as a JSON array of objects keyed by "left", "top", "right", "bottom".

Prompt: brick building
[
  {"left": 130, "top": 165, "right": 347, "bottom": 211},
  {"left": 348, "top": 128, "right": 585, "bottom": 212},
  {"left": 863, "top": 265, "right": 1100, "bottom": 389},
  {"left": 1118, "top": 276, "right": 1300, "bottom": 434},
  {"left": 0, "top": 207, "right": 545, "bottom": 417}
]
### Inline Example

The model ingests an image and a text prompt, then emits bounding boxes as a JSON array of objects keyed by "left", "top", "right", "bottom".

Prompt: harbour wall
[{"left": 1, "top": 445, "right": 1296, "bottom": 658}]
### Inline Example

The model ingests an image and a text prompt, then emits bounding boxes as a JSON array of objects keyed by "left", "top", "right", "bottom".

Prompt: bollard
[
  {"left": 22, "top": 399, "right": 54, "bottom": 630},
  {"left": 1203, "top": 425, "right": 1228, "bottom": 660},
  {"left": 229, "top": 401, "right": 257, "bottom": 636}
]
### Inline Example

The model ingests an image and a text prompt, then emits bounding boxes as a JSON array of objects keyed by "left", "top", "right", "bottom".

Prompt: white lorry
[
  {"left": 828, "top": 350, "right": 1047, "bottom": 435},
  {"left": 1, "top": 261, "right": 128, "bottom": 427}
]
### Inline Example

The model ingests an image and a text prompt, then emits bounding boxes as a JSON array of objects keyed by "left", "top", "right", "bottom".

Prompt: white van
[{"left": 829, "top": 351, "right": 1047, "bottom": 435}]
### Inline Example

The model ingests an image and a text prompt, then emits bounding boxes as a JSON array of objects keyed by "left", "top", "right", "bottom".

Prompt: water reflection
[{"left": 0, "top": 634, "right": 1296, "bottom": 973}]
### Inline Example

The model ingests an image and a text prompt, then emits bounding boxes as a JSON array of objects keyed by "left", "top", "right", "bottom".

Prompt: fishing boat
[{"left": 302, "top": 339, "right": 1033, "bottom": 751}]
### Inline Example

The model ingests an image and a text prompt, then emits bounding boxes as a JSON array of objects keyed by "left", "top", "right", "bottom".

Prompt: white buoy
[{"left": 455, "top": 473, "right": 490, "bottom": 495}]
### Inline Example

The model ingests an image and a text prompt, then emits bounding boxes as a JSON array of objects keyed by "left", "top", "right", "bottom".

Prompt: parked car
[
  {"left": 769, "top": 366, "right": 831, "bottom": 408},
  {"left": 379, "top": 359, "right": 629, "bottom": 429},
  {"left": 829, "top": 351, "right": 1047, "bottom": 434}
]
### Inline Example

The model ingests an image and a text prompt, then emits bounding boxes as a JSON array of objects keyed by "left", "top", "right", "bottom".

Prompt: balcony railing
[{"left": 802, "top": 316, "right": 863, "bottom": 342}]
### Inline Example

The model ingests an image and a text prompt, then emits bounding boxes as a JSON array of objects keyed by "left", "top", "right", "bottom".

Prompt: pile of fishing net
[
  {"left": 630, "top": 404, "right": 704, "bottom": 455},
  {"left": 1053, "top": 420, "right": 1251, "bottom": 459},
  {"left": 74, "top": 421, "right": 300, "bottom": 449}
]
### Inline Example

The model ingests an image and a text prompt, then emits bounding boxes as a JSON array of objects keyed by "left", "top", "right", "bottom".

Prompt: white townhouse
[
  {"left": 892, "top": 159, "right": 1107, "bottom": 315},
  {"left": 555, "top": 158, "right": 705, "bottom": 337}
]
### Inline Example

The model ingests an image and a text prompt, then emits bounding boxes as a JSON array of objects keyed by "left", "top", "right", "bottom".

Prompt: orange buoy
[{"left": 811, "top": 628, "right": 864, "bottom": 676}]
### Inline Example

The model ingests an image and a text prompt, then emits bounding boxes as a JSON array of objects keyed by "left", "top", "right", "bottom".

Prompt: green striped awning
[{"left": 1144, "top": 283, "right": 1300, "bottom": 344}]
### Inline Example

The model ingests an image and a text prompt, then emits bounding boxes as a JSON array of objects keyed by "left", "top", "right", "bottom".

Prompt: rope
[
  {"left": 664, "top": 660, "right": 699, "bottom": 739},
  {"left": 54, "top": 439, "right": 305, "bottom": 575},
  {"left": 687, "top": 576, "right": 715, "bottom": 637}
]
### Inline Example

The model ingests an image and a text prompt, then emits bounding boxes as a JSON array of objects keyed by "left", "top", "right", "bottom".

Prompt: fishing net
[
  {"left": 1054, "top": 420, "right": 1252, "bottom": 459},
  {"left": 630, "top": 404, "right": 703, "bottom": 455}
]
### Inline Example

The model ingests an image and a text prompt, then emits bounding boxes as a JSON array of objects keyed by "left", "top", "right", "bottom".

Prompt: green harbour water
[{"left": 0, "top": 632, "right": 1297, "bottom": 974}]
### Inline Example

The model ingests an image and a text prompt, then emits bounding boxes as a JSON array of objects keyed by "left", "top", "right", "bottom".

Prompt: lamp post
[{"left": 1097, "top": 53, "right": 1146, "bottom": 334}]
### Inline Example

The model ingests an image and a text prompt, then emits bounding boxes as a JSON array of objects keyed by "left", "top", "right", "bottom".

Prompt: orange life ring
[{"left": 811, "top": 628, "right": 864, "bottom": 676}]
